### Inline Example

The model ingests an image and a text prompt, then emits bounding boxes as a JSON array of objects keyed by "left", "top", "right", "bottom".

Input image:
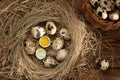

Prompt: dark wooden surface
[{"left": 0, "top": 0, "right": 120, "bottom": 80}]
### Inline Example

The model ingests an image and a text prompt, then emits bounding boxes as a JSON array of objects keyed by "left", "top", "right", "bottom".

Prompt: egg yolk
[{"left": 39, "top": 36, "right": 50, "bottom": 48}]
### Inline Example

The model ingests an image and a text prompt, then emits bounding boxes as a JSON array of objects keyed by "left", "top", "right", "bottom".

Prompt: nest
[
  {"left": 76, "top": 0, "right": 120, "bottom": 30},
  {"left": 0, "top": 0, "right": 101, "bottom": 80}
]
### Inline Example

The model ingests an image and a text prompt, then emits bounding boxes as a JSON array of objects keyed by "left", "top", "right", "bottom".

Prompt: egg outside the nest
[
  {"left": 43, "top": 56, "right": 58, "bottom": 68},
  {"left": 96, "top": 58, "right": 109, "bottom": 70},
  {"left": 46, "top": 21, "right": 57, "bottom": 35},
  {"left": 31, "top": 26, "right": 46, "bottom": 39},
  {"left": 24, "top": 39, "right": 36, "bottom": 55},
  {"left": 52, "top": 37, "right": 64, "bottom": 50},
  {"left": 56, "top": 49, "right": 68, "bottom": 62}
]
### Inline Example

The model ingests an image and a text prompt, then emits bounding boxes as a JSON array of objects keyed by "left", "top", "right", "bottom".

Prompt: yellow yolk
[{"left": 39, "top": 36, "right": 50, "bottom": 48}]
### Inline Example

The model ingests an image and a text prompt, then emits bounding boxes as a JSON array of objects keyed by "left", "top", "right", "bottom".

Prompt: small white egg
[
  {"left": 52, "top": 37, "right": 64, "bottom": 50},
  {"left": 56, "top": 49, "right": 68, "bottom": 61},
  {"left": 35, "top": 48, "right": 46, "bottom": 60},
  {"left": 59, "top": 28, "right": 70, "bottom": 40},
  {"left": 46, "top": 21, "right": 57, "bottom": 35},
  {"left": 31, "top": 26, "right": 46, "bottom": 39},
  {"left": 109, "top": 11, "right": 119, "bottom": 21},
  {"left": 24, "top": 39, "right": 36, "bottom": 55},
  {"left": 43, "top": 56, "right": 58, "bottom": 68}
]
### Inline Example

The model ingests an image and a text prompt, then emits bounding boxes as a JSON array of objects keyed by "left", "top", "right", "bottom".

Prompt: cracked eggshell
[
  {"left": 24, "top": 39, "right": 36, "bottom": 55},
  {"left": 46, "top": 21, "right": 57, "bottom": 35},
  {"left": 56, "top": 49, "right": 68, "bottom": 61},
  {"left": 109, "top": 11, "right": 119, "bottom": 21},
  {"left": 43, "top": 56, "right": 58, "bottom": 68},
  {"left": 52, "top": 37, "right": 64, "bottom": 50},
  {"left": 39, "top": 36, "right": 51, "bottom": 48},
  {"left": 59, "top": 28, "right": 70, "bottom": 40},
  {"left": 35, "top": 48, "right": 46, "bottom": 60},
  {"left": 31, "top": 26, "right": 46, "bottom": 39}
]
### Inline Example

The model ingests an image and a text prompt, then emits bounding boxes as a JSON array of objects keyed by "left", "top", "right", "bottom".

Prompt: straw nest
[{"left": 0, "top": 0, "right": 101, "bottom": 80}]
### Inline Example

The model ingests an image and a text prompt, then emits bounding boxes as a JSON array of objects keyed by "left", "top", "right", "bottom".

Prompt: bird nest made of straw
[{"left": 0, "top": 0, "right": 101, "bottom": 80}]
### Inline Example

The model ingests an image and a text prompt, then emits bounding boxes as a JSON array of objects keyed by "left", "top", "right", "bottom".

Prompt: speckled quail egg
[
  {"left": 31, "top": 26, "right": 46, "bottom": 39},
  {"left": 109, "top": 11, "right": 119, "bottom": 20},
  {"left": 96, "top": 58, "right": 109, "bottom": 70},
  {"left": 59, "top": 28, "right": 70, "bottom": 40},
  {"left": 90, "top": 0, "right": 100, "bottom": 8},
  {"left": 35, "top": 48, "right": 46, "bottom": 60},
  {"left": 43, "top": 56, "right": 58, "bottom": 68},
  {"left": 52, "top": 37, "right": 64, "bottom": 50},
  {"left": 100, "top": 0, "right": 114, "bottom": 11},
  {"left": 56, "top": 49, "right": 68, "bottom": 62},
  {"left": 47, "top": 50, "right": 57, "bottom": 57},
  {"left": 115, "top": 0, "right": 120, "bottom": 9},
  {"left": 24, "top": 39, "right": 36, "bottom": 55},
  {"left": 46, "top": 21, "right": 57, "bottom": 35},
  {"left": 97, "top": 7, "right": 108, "bottom": 19}
]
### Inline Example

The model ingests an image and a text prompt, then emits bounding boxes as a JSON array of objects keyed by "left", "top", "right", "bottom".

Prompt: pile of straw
[{"left": 0, "top": 0, "right": 101, "bottom": 80}]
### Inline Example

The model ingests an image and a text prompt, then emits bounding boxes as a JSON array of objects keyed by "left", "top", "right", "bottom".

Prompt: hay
[{"left": 0, "top": 0, "right": 101, "bottom": 80}]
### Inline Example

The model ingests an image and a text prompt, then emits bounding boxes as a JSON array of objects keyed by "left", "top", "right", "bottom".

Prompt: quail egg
[
  {"left": 109, "top": 11, "right": 119, "bottom": 21},
  {"left": 39, "top": 36, "right": 51, "bottom": 48},
  {"left": 97, "top": 7, "right": 108, "bottom": 19},
  {"left": 52, "top": 37, "right": 64, "bottom": 50},
  {"left": 59, "top": 28, "right": 70, "bottom": 40},
  {"left": 24, "top": 39, "right": 36, "bottom": 55},
  {"left": 35, "top": 48, "right": 46, "bottom": 60},
  {"left": 100, "top": 0, "right": 114, "bottom": 11},
  {"left": 43, "top": 56, "right": 58, "bottom": 68},
  {"left": 56, "top": 49, "right": 68, "bottom": 61},
  {"left": 47, "top": 50, "right": 57, "bottom": 57},
  {"left": 115, "top": 0, "right": 120, "bottom": 9},
  {"left": 31, "top": 26, "right": 46, "bottom": 39},
  {"left": 46, "top": 21, "right": 57, "bottom": 35},
  {"left": 96, "top": 58, "right": 109, "bottom": 70},
  {"left": 89, "top": 0, "right": 100, "bottom": 8}
]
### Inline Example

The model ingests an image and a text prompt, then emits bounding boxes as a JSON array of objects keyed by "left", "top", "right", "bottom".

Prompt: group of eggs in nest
[
  {"left": 90, "top": 0, "right": 120, "bottom": 21},
  {"left": 24, "top": 21, "right": 71, "bottom": 68}
]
